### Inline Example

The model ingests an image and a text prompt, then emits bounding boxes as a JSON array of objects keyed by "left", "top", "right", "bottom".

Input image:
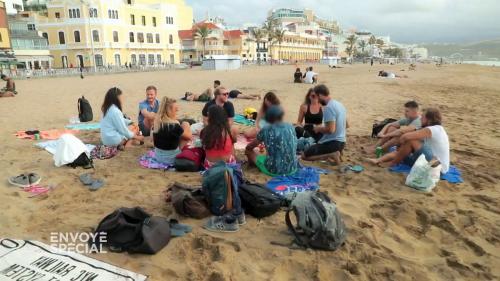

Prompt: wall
[{"left": 0, "top": 1, "right": 11, "bottom": 49}]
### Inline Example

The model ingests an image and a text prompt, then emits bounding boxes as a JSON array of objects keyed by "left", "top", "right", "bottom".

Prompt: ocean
[{"left": 462, "top": 61, "right": 500, "bottom": 67}]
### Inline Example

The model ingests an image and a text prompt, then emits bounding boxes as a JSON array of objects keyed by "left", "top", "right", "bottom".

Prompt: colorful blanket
[
  {"left": 266, "top": 166, "right": 330, "bottom": 196},
  {"left": 65, "top": 122, "right": 101, "bottom": 130},
  {"left": 389, "top": 164, "right": 463, "bottom": 184},
  {"left": 234, "top": 114, "right": 255, "bottom": 126},
  {"left": 139, "top": 150, "right": 174, "bottom": 170},
  {"left": 16, "top": 129, "right": 79, "bottom": 140}
]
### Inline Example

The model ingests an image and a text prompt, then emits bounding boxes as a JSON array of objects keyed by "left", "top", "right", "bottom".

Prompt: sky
[{"left": 185, "top": 0, "right": 500, "bottom": 43}]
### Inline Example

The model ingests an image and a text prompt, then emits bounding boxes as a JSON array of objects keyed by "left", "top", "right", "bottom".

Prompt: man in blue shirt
[
  {"left": 302, "top": 84, "right": 348, "bottom": 165},
  {"left": 138, "top": 85, "right": 160, "bottom": 136}
]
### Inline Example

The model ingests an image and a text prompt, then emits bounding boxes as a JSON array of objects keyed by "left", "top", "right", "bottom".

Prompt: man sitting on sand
[
  {"left": 183, "top": 80, "right": 220, "bottom": 102},
  {"left": 0, "top": 74, "right": 16, "bottom": 97},
  {"left": 303, "top": 67, "right": 318, "bottom": 84},
  {"left": 202, "top": 86, "right": 235, "bottom": 126},
  {"left": 366, "top": 108, "right": 450, "bottom": 174},
  {"left": 138, "top": 86, "right": 160, "bottom": 136},
  {"left": 302, "top": 84, "right": 347, "bottom": 165},
  {"left": 364, "top": 101, "right": 422, "bottom": 154}
]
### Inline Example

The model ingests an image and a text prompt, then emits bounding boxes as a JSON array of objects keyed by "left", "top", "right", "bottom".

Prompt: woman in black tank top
[{"left": 295, "top": 89, "right": 323, "bottom": 142}]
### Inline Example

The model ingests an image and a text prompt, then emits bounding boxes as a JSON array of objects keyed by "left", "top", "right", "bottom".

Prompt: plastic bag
[{"left": 405, "top": 154, "right": 441, "bottom": 192}]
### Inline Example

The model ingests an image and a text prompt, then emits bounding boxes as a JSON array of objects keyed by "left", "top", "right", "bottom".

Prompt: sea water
[{"left": 462, "top": 61, "right": 500, "bottom": 67}]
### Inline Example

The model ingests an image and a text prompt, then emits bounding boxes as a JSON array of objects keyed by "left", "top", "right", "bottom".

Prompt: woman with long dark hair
[
  {"left": 295, "top": 88, "right": 323, "bottom": 141},
  {"left": 100, "top": 87, "right": 144, "bottom": 147},
  {"left": 244, "top": 92, "right": 281, "bottom": 138},
  {"left": 200, "top": 106, "right": 237, "bottom": 168}
]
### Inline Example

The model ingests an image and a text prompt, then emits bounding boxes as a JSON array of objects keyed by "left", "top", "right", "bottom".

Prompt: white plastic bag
[
  {"left": 405, "top": 154, "right": 441, "bottom": 192},
  {"left": 53, "top": 134, "right": 88, "bottom": 167}
]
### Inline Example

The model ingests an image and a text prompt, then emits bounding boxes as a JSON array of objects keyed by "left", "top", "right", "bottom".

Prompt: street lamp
[{"left": 80, "top": 0, "right": 97, "bottom": 72}]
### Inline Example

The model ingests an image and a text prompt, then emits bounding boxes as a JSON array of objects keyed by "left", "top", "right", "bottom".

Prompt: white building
[{"left": 4, "top": 0, "right": 24, "bottom": 14}]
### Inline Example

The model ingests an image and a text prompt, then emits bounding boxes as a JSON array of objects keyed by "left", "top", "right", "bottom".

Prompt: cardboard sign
[{"left": 0, "top": 239, "right": 147, "bottom": 281}]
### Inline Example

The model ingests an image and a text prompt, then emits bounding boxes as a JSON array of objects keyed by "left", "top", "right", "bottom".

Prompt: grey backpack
[{"left": 285, "top": 191, "right": 347, "bottom": 250}]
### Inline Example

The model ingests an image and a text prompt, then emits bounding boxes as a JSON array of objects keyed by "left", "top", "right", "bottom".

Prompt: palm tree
[
  {"left": 344, "top": 34, "right": 358, "bottom": 63},
  {"left": 368, "top": 35, "right": 376, "bottom": 46},
  {"left": 252, "top": 28, "right": 265, "bottom": 64},
  {"left": 358, "top": 40, "right": 367, "bottom": 53},
  {"left": 376, "top": 38, "right": 385, "bottom": 47},
  {"left": 274, "top": 29, "right": 286, "bottom": 63},
  {"left": 195, "top": 26, "right": 210, "bottom": 61},
  {"left": 263, "top": 17, "right": 278, "bottom": 64}
]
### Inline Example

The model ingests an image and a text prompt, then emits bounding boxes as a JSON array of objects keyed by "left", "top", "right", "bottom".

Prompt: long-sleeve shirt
[{"left": 100, "top": 105, "right": 134, "bottom": 146}]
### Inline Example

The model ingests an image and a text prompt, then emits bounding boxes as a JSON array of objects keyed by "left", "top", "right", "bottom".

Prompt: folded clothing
[{"left": 389, "top": 164, "right": 463, "bottom": 184}]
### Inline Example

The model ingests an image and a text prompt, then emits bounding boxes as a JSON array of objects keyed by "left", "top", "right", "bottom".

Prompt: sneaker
[
  {"left": 204, "top": 216, "right": 239, "bottom": 233},
  {"left": 236, "top": 212, "right": 246, "bottom": 226}
]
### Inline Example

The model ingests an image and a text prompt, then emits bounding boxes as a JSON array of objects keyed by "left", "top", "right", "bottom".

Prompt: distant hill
[{"left": 423, "top": 39, "right": 500, "bottom": 60}]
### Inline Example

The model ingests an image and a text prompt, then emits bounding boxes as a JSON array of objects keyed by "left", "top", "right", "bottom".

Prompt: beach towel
[
  {"left": 35, "top": 140, "right": 95, "bottom": 155},
  {"left": 139, "top": 150, "right": 174, "bottom": 170},
  {"left": 16, "top": 129, "right": 79, "bottom": 140},
  {"left": 90, "top": 145, "right": 119, "bottom": 160},
  {"left": 234, "top": 134, "right": 252, "bottom": 150},
  {"left": 65, "top": 122, "right": 101, "bottom": 130},
  {"left": 234, "top": 114, "right": 255, "bottom": 126},
  {"left": 389, "top": 164, "right": 463, "bottom": 184},
  {"left": 266, "top": 166, "right": 330, "bottom": 196}
]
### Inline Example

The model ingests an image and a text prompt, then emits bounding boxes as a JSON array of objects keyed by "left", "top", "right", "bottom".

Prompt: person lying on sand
[
  {"left": 363, "top": 101, "right": 421, "bottom": 155},
  {"left": 301, "top": 85, "right": 348, "bottom": 166},
  {"left": 295, "top": 88, "right": 323, "bottom": 142},
  {"left": 201, "top": 106, "right": 237, "bottom": 169},
  {"left": 246, "top": 105, "right": 298, "bottom": 176},
  {"left": 227, "top": 90, "right": 261, "bottom": 100},
  {"left": 0, "top": 74, "right": 16, "bottom": 97},
  {"left": 365, "top": 108, "right": 450, "bottom": 174},
  {"left": 183, "top": 88, "right": 213, "bottom": 102},
  {"left": 100, "top": 87, "right": 144, "bottom": 149},
  {"left": 378, "top": 70, "right": 408, "bottom": 78},
  {"left": 152, "top": 97, "right": 192, "bottom": 165},
  {"left": 138, "top": 85, "right": 159, "bottom": 137},
  {"left": 244, "top": 92, "right": 281, "bottom": 139}
]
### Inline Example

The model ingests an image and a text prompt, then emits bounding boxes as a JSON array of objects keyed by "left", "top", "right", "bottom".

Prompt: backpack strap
[{"left": 285, "top": 207, "right": 308, "bottom": 248}]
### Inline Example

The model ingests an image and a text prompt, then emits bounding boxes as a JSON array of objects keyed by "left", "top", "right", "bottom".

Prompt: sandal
[{"left": 8, "top": 173, "right": 41, "bottom": 188}]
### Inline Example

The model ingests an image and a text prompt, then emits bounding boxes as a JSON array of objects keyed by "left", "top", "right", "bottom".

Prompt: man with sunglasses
[{"left": 202, "top": 86, "right": 235, "bottom": 126}]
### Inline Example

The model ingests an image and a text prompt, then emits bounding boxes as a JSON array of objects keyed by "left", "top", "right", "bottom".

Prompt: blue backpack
[{"left": 202, "top": 162, "right": 242, "bottom": 216}]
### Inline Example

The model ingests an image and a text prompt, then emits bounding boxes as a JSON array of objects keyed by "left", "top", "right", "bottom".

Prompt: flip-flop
[
  {"left": 8, "top": 174, "right": 31, "bottom": 188},
  {"left": 340, "top": 165, "right": 365, "bottom": 174},
  {"left": 169, "top": 219, "right": 193, "bottom": 237},
  {"left": 79, "top": 173, "right": 94, "bottom": 185},
  {"left": 89, "top": 179, "right": 104, "bottom": 191},
  {"left": 27, "top": 173, "right": 41, "bottom": 185}
]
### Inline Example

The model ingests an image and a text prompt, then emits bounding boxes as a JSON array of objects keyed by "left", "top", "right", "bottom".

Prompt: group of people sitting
[
  {"left": 182, "top": 80, "right": 261, "bottom": 102},
  {"left": 294, "top": 67, "right": 319, "bottom": 84}
]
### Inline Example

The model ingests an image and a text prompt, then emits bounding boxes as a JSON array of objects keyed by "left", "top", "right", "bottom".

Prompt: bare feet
[
  {"left": 327, "top": 151, "right": 341, "bottom": 166},
  {"left": 364, "top": 157, "right": 379, "bottom": 165},
  {"left": 362, "top": 145, "right": 376, "bottom": 155}
]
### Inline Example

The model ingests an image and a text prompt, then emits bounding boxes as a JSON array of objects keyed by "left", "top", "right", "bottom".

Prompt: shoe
[
  {"left": 236, "top": 212, "right": 246, "bottom": 226},
  {"left": 204, "top": 216, "right": 239, "bottom": 233}
]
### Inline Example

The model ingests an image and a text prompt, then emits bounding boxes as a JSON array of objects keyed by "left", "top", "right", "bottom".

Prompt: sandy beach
[{"left": 0, "top": 63, "right": 499, "bottom": 281}]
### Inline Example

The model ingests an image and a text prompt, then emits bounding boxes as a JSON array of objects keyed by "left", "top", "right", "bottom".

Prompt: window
[
  {"left": 114, "top": 54, "right": 121, "bottom": 66},
  {"left": 131, "top": 54, "right": 137, "bottom": 65},
  {"left": 108, "top": 10, "right": 111, "bottom": 18},
  {"left": 58, "top": 31, "right": 65, "bottom": 44},
  {"left": 76, "top": 9, "right": 80, "bottom": 18},
  {"left": 127, "top": 0, "right": 133, "bottom": 4},
  {"left": 148, "top": 54, "right": 155, "bottom": 65},
  {"left": 115, "top": 11, "right": 119, "bottom": 19},
  {"left": 108, "top": 10, "right": 118, "bottom": 19},
  {"left": 155, "top": 34, "right": 160, "bottom": 44},
  {"left": 166, "top": 16, "right": 173, "bottom": 24},
  {"left": 55, "top": 12, "right": 61, "bottom": 18},
  {"left": 69, "top": 9, "right": 73, "bottom": 18},
  {"left": 129, "top": 32, "right": 135, "bottom": 43},
  {"left": 92, "top": 30, "right": 99, "bottom": 42},
  {"left": 42, "top": 32, "right": 48, "bottom": 40},
  {"left": 147, "top": 33, "right": 153, "bottom": 43},
  {"left": 169, "top": 34, "right": 173, "bottom": 44},
  {"left": 95, "top": 54, "right": 103, "bottom": 67},
  {"left": 152, "top": 17, "right": 156, "bottom": 27},
  {"left": 89, "top": 8, "right": 98, "bottom": 18},
  {"left": 130, "top": 14, "right": 135, "bottom": 25},
  {"left": 113, "top": 31, "right": 119, "bottom": 42},
  {"left": 61, "top": 56, "right": 68, "bottom": 68},
  {"left": 74, "top": 30, "right": 81, "bottom": 42},
  {"left": 27, "top": 24, "right": 36, "bottom": 31},
  {"left": 157, "top": 54, "right": 161, "bottom": 64},
  {"left": 0, "top": 33, "right": 2, "bottom": 42},
  {"left": 139, "top": 54, "right": 146, "bottom": 65},
  {"left": 137, "top": 32, "right": 144, "bottom": 43},
  {"left": 69, "top": 9, "right": 80, "bottom": 18},
  {"left": 141, "top": 16, "right": 146, "bottom": 26}
]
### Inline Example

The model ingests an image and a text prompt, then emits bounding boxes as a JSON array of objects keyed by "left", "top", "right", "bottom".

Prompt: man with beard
[{"left": 302, "top": 84, "right": 347, "bottom": 165}]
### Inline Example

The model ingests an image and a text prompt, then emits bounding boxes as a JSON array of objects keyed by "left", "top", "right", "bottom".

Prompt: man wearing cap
[{"left": 245, "top": 105, "right": 298, "bottom": 176}]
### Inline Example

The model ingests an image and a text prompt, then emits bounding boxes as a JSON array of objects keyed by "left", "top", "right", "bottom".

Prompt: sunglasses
[{"left": 221, "top": 92, "right": 229, "bottom": 96}]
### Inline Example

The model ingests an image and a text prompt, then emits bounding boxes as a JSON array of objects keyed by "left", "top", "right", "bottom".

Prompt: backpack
[
  {"left": 239, "top": 181, "right": 283, "bottom": 219},
  {"left": 202, "top": 162, "right": 242, "bottom": 216},
  {"left": 285, "top": 191, "right": 347, "bottom": 251},
  {"left": 67, "top": 152, "right": 93, "bottom": 169},
  {"left": 92, "top": 207, "right": 170, "bottom": 254},
  {"left": 174, "top": 147, "right": 205, "bottom": 172},
  {"left": 170, "top": 182, "right": 211, "bottom": 219},
  {"left": 78, "top": 96, "right": 93, "bottom": 122},
  {"left": 371, "top": 118, "right": 397, "bottom": 138}
]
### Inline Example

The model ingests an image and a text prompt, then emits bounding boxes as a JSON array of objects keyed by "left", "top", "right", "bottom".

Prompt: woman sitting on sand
[
  {"left": 244, "top": 92, "right": 281, "bottom": 139},
  {"left": 200, "top": 106, "right": 237, "bottom": 169},
  {"left": 295, "top": 88, "right": 323, "bottom": 142},
  {"left": 152, "top": 97, "right": 192, "bottom": 164},
  {"left": 294, "top": 68, "right": 303, "bottom": 83},
  {"left": 100, "top": 87, "right": 144, "bottom": 148}
]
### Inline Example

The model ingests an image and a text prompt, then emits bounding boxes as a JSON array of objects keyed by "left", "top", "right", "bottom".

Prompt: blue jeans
[{"left": 403, "top": 142, "right": 433, "bottom": 166}]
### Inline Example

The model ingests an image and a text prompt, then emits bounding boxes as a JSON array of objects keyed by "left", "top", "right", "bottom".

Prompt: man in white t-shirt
[
  {"left": 366, "top": 108, "right": 450, "bottom": 173},
  {"left": 303, "top": 66, "right": 318, "bottom": 84}
]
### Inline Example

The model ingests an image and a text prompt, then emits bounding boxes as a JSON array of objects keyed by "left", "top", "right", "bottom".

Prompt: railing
[{"left": 7, "top": 64, "right": 189, "bottom": 79}]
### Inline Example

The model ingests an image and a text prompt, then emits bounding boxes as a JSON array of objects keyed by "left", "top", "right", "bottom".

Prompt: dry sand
[{"left": 0, "top": 64, "right": 499, "bottom": 281}]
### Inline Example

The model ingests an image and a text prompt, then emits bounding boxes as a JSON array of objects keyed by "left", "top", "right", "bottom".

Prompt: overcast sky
[{"left": 185, "top": 0, "right": 500, "bottom": 43}]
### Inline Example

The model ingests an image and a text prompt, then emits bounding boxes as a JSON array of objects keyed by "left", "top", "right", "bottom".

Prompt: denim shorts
[
  {"left": 403, "top": 142, "right": 433, "bottom": 166},
  {"left": 154, "top": 148, "right": 181, "bottom": 165}
]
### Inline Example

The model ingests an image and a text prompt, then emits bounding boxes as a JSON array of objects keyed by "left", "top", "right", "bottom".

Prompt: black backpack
[
  {"left": 91, "top": 207, "right": 171, "bottom": 255},
  {"left": 67, "top": 152, "right": 93, "bottom": 169},
  {"left": 239, "top": 181, "right": 283, "bottom": 219},
  {"left": 371, "top": 118, "right": 397, "bottom": 138},
  {"left": 78, "top": 96, "right": 93, "bottom": 122}
]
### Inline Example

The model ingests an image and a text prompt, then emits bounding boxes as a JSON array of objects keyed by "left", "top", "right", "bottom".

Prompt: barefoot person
[
  {"left": 101, "top": 87, "right": 144, "bottom": 148},
  {"left": 201, "top": 106, "right": 237, "bottom": 169},
  {"left": 364, "top": 101, "right": 422, "bottom": 154},
  {"left": 244, "top": 92, "right": 280, "bottom": 139},
  {"left": 0, "top": 74, "right": 16, "bottom": 97},
  {"left": 303, "top": 66, "right": 318, "bottom": 84},
  {"left": 184, "top": 80, "right": 219, "bottom": 101},
  {"left": 294, "top": 68, "right": 303, "bottom": 83},
  {"left": 366, "top": 108, "right": 450, "bottom": 173},
  {"left": 245, "top": 105, "right": 298, "bottom": 176},
  {"left": 152, "top": 97, "right": 192, "bottom": 164},
  {"left": 138, "top": 86, "right": 160, "bottom": 136},
  {"left": 302, "top": 84, "right": 347, "bottom": 165},
  {"left": 295, "top": 88, "right": 323, "bottom": 142}
]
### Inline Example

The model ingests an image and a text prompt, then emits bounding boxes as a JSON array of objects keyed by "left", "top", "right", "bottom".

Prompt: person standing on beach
[
  {"left": 302, "top": 84, "right": 347, "bottom": 165},
  {"left": 0, "top": 74, "right": 16, "bottom": 97},
  {"left": 138, "top": 86, "right": 160, "bottom": 136}
]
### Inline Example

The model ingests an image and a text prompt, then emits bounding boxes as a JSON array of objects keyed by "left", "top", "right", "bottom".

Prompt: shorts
[
  {"left": 154, "top": 147, "right": 181, "bottom": 165},
  {"left": 255, "top": 155, "right": 296, "bottom": 177},
  {"left": 304, "top": 140, "right": 345, "bottom": 158},
  {"left": 139, "top": 123, "right": 150, "bottom": 137},
  {"left": 403, "top": 142, "right": 433, "bottom": 166},
  {"left": 229, "top": 90, "right": 241, "bottom": 99}
]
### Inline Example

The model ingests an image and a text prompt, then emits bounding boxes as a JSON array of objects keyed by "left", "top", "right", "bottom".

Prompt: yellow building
[
  {"left": 0, "top": 1, "right": 11, "bottom": 50},
  {"left": 271, "top": 31, "right": 325, "bottom": 61},
  {"left": 37, "top": 0, "right": 193, "bottom": 69}
]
